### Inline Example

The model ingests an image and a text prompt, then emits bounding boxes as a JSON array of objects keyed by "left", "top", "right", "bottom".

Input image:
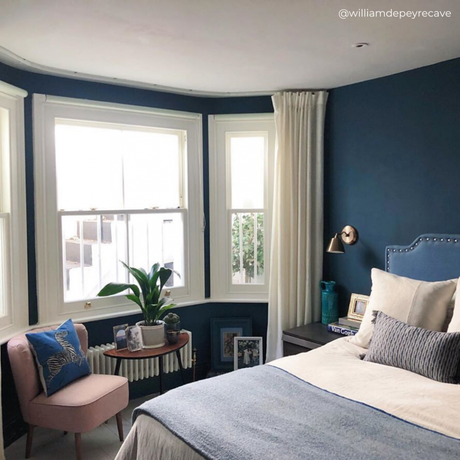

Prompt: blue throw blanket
[{"left": 133, "top": 366, "right": 460, "bottom": 459}]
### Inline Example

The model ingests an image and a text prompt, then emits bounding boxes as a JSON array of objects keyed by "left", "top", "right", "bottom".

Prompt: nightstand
[{"left": 282, "top": 322, "right": 341, "bottom": 356}]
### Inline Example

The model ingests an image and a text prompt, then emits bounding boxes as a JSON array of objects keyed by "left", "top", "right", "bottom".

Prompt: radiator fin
[{"left": 87, "top": 330, "right": 192, "bottom": 382}]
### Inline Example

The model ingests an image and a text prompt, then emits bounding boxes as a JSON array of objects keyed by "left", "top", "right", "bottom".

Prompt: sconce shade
[{"left": 327, "top": 233, "right": 345, "bottom": 253}]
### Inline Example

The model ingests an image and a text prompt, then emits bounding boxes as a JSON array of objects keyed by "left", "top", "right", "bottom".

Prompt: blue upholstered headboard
[{"left": 386, "top": 234, "right": 460, "bottom": 282}]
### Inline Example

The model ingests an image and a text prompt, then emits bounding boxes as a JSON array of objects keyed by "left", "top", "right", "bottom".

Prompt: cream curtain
[{"left": 267, "top": 91, "right": 328, "bottom": 362}]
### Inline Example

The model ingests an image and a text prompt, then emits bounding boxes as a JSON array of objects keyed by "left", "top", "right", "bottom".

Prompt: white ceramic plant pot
[{"left": 136, "top": 320, "right": 165, "bottom": 349}]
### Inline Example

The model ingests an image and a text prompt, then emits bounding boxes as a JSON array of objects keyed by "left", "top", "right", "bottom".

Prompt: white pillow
[
  {"left": 443, "top": 291, "right": 456, "bottom": 331},
  {"left": 447, "top": 280, "right": 460, "bottom": 332},
  {"left": 350, "top": 268, "right": 457, "bottom": 349}
]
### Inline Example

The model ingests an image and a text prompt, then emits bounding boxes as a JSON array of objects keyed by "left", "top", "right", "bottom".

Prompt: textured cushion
[
  {"left": 29, "top": 374, "right": 128, "bottom": 432},
  {"left": 350, "top": 269, "right": 457, "bottom": 349},
  {"left": 26, "top": 319, "right": 91, "bottom": 396},
  {"left": 363, "top": 311, "right": 460, "bottom": 384}
]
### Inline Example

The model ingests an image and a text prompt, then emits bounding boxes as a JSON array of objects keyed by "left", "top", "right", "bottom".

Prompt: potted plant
[
  {"left": 164, "top": 312, "right": 181, "bottom": 344},
  {"left": 97, "top": 262, "right": 177, "bottom": 349}
]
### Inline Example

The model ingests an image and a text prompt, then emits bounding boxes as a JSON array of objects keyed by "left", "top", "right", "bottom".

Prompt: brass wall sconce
[{"left": 327, "top": 225, "right": 359, "bottom": 253}]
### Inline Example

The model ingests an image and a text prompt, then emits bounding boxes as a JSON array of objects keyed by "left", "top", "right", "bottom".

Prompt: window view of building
[{"left": 55, "top": 121, "right": 185, "bottom": 302}]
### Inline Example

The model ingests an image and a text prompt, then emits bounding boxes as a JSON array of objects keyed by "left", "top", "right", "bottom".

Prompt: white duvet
[{"left": 116, "top": 338, "right": 460, "bottom": 460}]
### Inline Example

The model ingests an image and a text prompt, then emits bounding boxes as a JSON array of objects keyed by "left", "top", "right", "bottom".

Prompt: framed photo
[
  {"left": 234, "top": 337, "right": 263, "bottom": 370},
  {"left": 126, "top": 326, "right": 143, "bottom": 352},
  {"left": 113, "top": 324, "right": 128, "bottom": 350},
  {"left": 211, "top": 317, "right": 252, "bottom": 370},
  {"left": 347, "top": 293, "right": 370, "bottom": 322}
]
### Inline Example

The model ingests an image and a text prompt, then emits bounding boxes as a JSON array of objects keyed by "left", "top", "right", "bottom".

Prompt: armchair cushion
[
  {"left": 29, "top": 374, "right": 128, "bottom": 433},
  {"left": 26, "top": 319, "right": 91, "bottom": 396}
]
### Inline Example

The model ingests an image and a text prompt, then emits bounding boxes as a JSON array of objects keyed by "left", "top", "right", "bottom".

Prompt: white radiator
[{"left": 87, "top": 330, "right": 192, "bottom": 382}]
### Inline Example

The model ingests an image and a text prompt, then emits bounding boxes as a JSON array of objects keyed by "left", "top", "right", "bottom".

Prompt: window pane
[
  {"left": 0, "top": 217, "right": 8, "bottom": 316},
  {"left": 231, "top": 212, "right": 264, "bottom": 284},
  {"left": 128, "top": 213, "right": 184, "bottom": 288},
  {"left": 56, "top": 123, "right": 183, "bottom": 211},
  {"left": 123, "top": 131, "right": 181, "bottom": 209},
  {"left": 0, "top": 108, "right": 10, "bottom": 317},
  {"left": 61, "top": 214, "right": 127, "bottom": 302},
  {"left": 55, "top": 124, "right": 124, "bottom": 210},
  {"left": 230, "top": 136, "right": 265, "bottom": 209},
  {"left": 0, "top": 107, "right": 10, "bottom": 213}
]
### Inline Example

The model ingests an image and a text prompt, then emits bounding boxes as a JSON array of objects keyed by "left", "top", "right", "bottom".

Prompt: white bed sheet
[
  {"left": 116, "top": 337, "right": 460, "bottom": 459},
  {"left": 273, "top": 337, "right": 460, "bottom": 439},
  {"left": 116, "top": 414, "right": 204, "bottom": 460}
]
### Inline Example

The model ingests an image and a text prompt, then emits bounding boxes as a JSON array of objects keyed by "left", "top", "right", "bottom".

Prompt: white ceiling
[{"left": 1, "top": 0, "right": 460, "bottom": 96}]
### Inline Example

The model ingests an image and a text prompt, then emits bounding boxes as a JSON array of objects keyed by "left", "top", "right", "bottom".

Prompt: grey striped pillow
[{"left": 363, "top": 311, "right": 460, "bottom": 383}]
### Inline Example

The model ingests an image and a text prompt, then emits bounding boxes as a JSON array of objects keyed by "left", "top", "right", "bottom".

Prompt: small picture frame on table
[
  {"left": 126, "top": 326, "right": 143, "bottom": 352},
  {"left": 347, "top": 293, "right": 370, "bottom": 322},
  {"left": 234, "top": 337, "right": 263, "bottom": 370},
  {"left": 113, "top": 324, "right": 128, "bottom": 350},
  {"left": 211, "top": 317, "right": 252, "bottom": 371}
]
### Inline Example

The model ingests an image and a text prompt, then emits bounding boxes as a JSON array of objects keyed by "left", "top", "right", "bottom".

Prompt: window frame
[
  {"left": 34, "top": 95, "right": 204, "bottom": 324},
  {"left": 0, "top": 81, "right": 28, "bottom": 343},
  {"left": 209, "top": 114, "right": 275, "bottom": 301}
]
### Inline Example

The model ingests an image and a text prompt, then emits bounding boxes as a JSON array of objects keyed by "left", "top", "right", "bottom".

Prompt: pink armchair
[{"left": 7, "top": 324, "right": 129, "bottom": 459}]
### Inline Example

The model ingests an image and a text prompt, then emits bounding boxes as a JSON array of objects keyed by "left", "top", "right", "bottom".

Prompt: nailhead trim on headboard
[{"left": 386, "top": 235, "right": 460, "bottom": 273}]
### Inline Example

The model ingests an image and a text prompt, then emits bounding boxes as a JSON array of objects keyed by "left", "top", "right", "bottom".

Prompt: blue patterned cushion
[
  {"left": 26, "top": 319, "right": 91, "bottom": 396},
  {"left": 363, "top": 311, "right": 460, "bottom": 384}
]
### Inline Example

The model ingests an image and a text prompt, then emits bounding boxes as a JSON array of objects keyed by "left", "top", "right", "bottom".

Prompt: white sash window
[
  {"left": 209, "top": 114, "right": 275, "bottom": 301},
  {"left": 0, "top": 81, "right": 28, "bottom": 342},
  {"left": 34, "top": 96, "right": 204, "bottom": 323}
]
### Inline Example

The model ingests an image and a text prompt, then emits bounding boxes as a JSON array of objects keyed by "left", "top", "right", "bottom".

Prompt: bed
[{"left": 116, "top": 234, "right": 460, "bottom": 460}]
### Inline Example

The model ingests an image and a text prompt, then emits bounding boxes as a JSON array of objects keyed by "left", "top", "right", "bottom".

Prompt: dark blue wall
[
  {"left": 0, "top": 62, "right": 272, "bottom": 446},
  {"left": 324, "top": 57, "right": 460, "bottom": 314}
]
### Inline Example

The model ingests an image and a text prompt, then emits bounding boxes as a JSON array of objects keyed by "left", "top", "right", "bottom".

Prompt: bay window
[{"left": 34, "top": 96, "right": 204, "bottom": 323}]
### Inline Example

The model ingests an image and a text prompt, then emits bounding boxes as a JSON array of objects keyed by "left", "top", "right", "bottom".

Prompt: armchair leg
[
  {"left": 116, "top": 412, "right": 124, "bottom": 442},
  {"left": 25, "top": 424, "right": 34, "bottom": 459},
  {"left": 75, "top": 433, "right": 82, "bottom": 460}
]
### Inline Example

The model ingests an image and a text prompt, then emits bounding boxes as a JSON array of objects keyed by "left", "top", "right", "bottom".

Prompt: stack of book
[{"left": 327, "top": 317, "right": 361, "bottom": 336}]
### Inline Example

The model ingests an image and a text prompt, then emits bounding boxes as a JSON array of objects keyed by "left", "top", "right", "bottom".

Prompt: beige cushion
[
  {"left": 447, "top": 280, "right": 460, "bottom": 332},
  {"left": 350, "top": 268, "right": 457, "bottom": 349}
]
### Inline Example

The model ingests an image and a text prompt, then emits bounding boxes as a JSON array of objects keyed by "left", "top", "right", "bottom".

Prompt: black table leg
[
  {"left": 176, "top": 350, "right": 185, "bottom": 385},
  {"left": 159, "top": 356, "right": 164, "bottom": 395},
  {"left": 176, "top": 350, "right": 185, "bottom": 384},
  {"left": 114, "top": 358, "right": 122, "bottom": 376}
]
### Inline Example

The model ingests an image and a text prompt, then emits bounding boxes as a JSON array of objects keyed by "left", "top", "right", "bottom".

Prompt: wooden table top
[{"left": 103, "top": 332, "right": 189, "bottom": 359}]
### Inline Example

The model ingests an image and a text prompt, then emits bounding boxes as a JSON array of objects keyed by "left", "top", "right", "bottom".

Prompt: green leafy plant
[
  {"left": 231, "top": 213, "right": 264, "bottom": 281},
  {"left": 97, "top": 261, "right": 178, "bottom": 326}
]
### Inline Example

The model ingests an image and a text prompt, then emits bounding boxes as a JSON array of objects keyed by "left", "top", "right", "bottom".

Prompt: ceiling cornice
[{"left": 0, "top": 45, "right": 276, "bottom": 99}]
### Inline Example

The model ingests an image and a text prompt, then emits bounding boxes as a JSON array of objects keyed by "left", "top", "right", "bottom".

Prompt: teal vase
[{"left": 321, "top": 281, "right": 339, "bottom": 325}]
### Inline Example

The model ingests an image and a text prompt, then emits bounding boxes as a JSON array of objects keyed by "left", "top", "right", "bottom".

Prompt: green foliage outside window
[{"left": 231, "top": 213, "right": 264, "bottom": 282}]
